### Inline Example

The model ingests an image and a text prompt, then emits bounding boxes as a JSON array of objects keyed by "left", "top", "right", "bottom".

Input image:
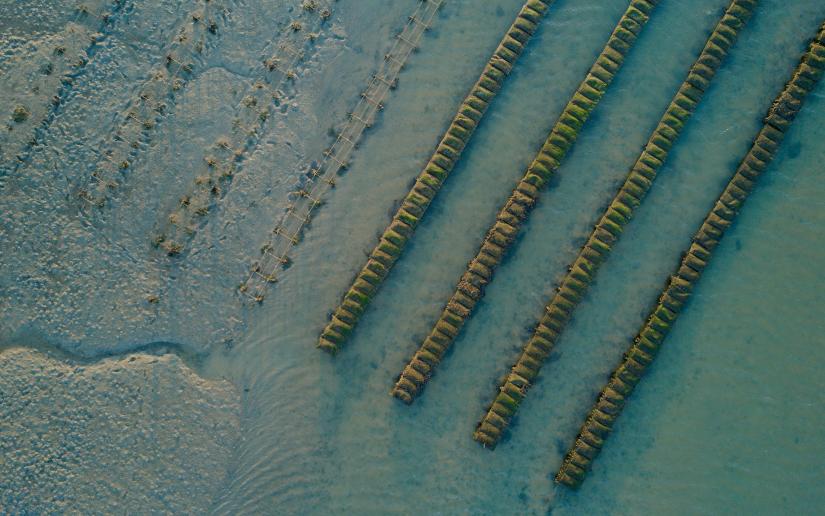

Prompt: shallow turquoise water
[{"left": 2, "top": 0, "right": 824, "bottom": 513}]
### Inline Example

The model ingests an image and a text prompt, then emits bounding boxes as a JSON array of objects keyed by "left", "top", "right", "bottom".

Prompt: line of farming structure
[
  {"left": 0, "top": 0, "right": 130, "bottom": 176},
  {"left": 73, "top": 0, "right": 235, "bottom": 214},
  {"left": 555, "top": 20, "right": 825, "bottom": 489},
  {"left": 152, "top": 1, "right": 333, "bottom": 257},
  {"left": 239, "top": 0, "right": 444, "bottom": 303},
  {"left": 473, "top": 0, "right": 757, "bottom": 449},
  {"left": 390, "top": 0, "right": 660, "bottom": 405},
  {"left": 315, "top": 0, "right": 554, "bottom": 355}
]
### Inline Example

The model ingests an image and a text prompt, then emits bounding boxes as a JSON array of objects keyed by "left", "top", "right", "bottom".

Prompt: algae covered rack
[
  {"left": 474, "top": 0, "right": 757, "bottom": 449},
  {"left": 391, "top": 0, "right": 661, "bottom": 404},
  {"left": 555, "top": 19, "right": 825, "bottom": 489},
  {"left": 316, "top": 0, "right": 554, "bottom": 354},
  {"left": 302, "top": 0, "right": 821, "bottom": 492}
]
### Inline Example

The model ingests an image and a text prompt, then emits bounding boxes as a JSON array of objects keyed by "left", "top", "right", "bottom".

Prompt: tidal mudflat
[{"left": 1, "top": 0, "right": 823, "bottom": 513}]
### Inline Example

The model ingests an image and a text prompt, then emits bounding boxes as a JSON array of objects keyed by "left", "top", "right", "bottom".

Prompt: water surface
[{"left": 1, "top": 0, "right": 823, "bottom": 513}]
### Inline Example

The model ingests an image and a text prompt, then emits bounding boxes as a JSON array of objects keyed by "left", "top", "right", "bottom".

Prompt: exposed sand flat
[
  {"left": 0, "top": 347, "right": 240, "bottom": 513},
  {"left": 1, "top": 0, "right": 823, "bottom": 512}
]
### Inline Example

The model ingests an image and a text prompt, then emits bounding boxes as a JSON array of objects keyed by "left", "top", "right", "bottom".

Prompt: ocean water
[{"left": 1, "top": 0, "right": 823, "bottom": 513}]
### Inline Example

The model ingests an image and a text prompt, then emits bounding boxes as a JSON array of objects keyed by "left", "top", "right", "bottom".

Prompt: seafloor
[{"left": 1, "top": 0, "right": 823, "bottom": 513}]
